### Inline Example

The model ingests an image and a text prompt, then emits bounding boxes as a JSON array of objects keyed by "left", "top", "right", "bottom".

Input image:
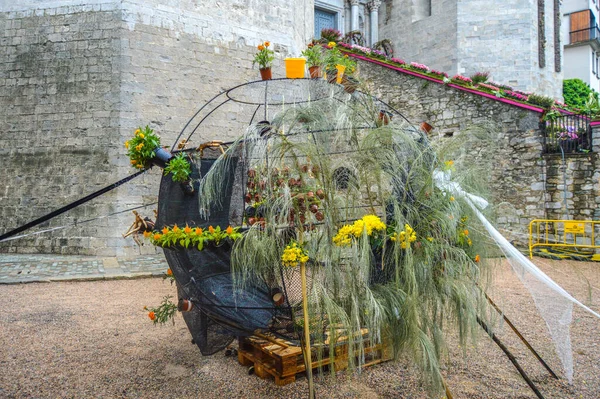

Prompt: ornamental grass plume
[{"left": 196, "top": 88, "right": 494, "bottom": 395}]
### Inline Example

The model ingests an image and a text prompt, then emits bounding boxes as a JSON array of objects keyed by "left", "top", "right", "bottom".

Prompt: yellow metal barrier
[{"left": 529, "top": 219, "right": 600, "bottom": 258}]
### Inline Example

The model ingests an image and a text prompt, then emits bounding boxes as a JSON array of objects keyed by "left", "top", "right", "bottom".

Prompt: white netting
[{"left": 435, "top": 170, "right": 600, "bottom": 383}]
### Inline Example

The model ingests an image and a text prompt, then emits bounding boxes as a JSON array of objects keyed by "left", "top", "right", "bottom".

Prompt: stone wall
[
  {"left": 359, "top": 58, "right": 552, "bottom": 245},
  {"left": 0, "top": 0, "right": 312, "bottom": 256}
]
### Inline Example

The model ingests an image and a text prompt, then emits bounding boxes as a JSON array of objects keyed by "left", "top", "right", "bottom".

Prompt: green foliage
[
  {"left": 164, "top": 153, "right": 191, "bottom": 183},
  {"left": 563, "top": 78, "right": 597, "bottom": 109},
  {"left": 125, "top": 125, "right": 161, "bottom": 169},
  {"left": 146, "top": 296, "right": 178, "bottom": 325},
  {"left": 301, "top": 44, "right": 323, "bottom": 67},
  {"left": 323, "top": 44, "right": 344, "bottom": 70},
  {"left": 527, "top": 93, "right": 555, "bottom": 109},
  {"left": 148, "top": 224, "right": 242, "bottom": 250},
  {"left": 320, "top": 28, "right": 342, "bottom": 43}
]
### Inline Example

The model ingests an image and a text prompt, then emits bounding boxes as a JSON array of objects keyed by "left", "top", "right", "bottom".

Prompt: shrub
[
  {"left": 320, "top": 28, "right": 342, "bottom": 43},
  {"left": 563, "top": 78, "right": 598, "bottom": 109},
  {"left": 527, "top": 94, "right": 555, "bottom": 109}
]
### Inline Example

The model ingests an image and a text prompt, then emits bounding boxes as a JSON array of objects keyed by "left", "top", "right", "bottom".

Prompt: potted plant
[
  {"left": 164, "top": 153, "right": 194, "bottom": 195},
  {"left": 319, "top": 28, "right": 342, "bottom": 44},
  {"left": 253, "top": 41, "right": 275, "bottom": 80},
  {"left": 125, "top": 125, "right": 172, "bottom": 169},
  {"left": 323, "top": 42, "right": 343, "bottom": 84},
  {"left": 301, "top": 43, "right": 323, "bottom": 78},
  {"left": 339, "top": 55, "right": 359, "bottom": 93}
]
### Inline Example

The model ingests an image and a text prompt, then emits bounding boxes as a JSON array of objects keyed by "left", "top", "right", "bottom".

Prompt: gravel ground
[{"left": 0, "top": 258, "right": 598, "bottom": 398}]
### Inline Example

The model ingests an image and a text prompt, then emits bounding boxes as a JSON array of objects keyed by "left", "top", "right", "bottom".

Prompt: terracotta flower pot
[
  {"left": 178, "top": 299, "right": 193, "bottom": 312},
  {"left": 308, "top": 65, "right": 321, "bottom": 79},
  {"left": 259, "top": 67, "right": 272, "bottom": 81},
  {"left": 341, "top": 75, "right": 359, "bottom": 94},
  {"left": 325, "top": 68, "right": 338, "bottom": 84},
  {"left": 420, "top": 122, "right": 434, "bottom": 133}
]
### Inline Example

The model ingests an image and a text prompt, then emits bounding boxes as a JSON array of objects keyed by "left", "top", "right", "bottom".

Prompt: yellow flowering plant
[
  {"left": 281, "top": 240, "right": 309, "bottom": 267},
  {"left": 332, "top": 214, "right": 387, "bottom": 247},
  {"left": 125, "top": 125, "right": 161, "bottom": 169},
  {"left": 390, "top": 223, "right": 418, "bottom": 250},
  {"left": 253, "top": 41, "right": 275, "bottom": 69}
]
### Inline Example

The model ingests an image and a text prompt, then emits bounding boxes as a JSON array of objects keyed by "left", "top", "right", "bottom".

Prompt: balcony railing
[
  {"left": 569, "top": 25, "right": 600, "bottom": 46},
  {"left": 542, "top": 114, "right": 592, "bottom": 154}
]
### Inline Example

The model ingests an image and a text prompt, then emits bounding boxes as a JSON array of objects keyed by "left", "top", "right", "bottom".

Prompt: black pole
[
  {"left": 0, "top": 170, "right": 147, "bottom": 242},
  {"left": 477, "top": 316, "right": 546, "bottom": 399}
]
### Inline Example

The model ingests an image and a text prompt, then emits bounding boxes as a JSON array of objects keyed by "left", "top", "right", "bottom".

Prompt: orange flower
[
  {"left": 194, "top": 227, "right": 203, "bottom": 235},
  {"left": 475, "top": 254, "right": 481, "bottom": 263},
  {"left": 225, "top": 226, "right": 233, "bottom": 235},
  {"left": 463, "top": 229, "right": 469, "bottom": 236},
  {"left": 162, "top": 227, "right": 169, "bottom": 234},
  {"left": 264, "top": 41, "right": 270, "bottom": 47},
  {"left": 130, "top": 159, "right": 137, "bottom": 165},
  {"left": 258, "top": 44, "right": 265, "bottom": 51},
  {"left": 208, "top": 226, "right": 215, "bottom": 234},
  {"left": 153, "top": 233, "right": 162, "bottom": 240},
  {"left": 166, "top": 268, "right": 173, "bottom": 276},
  {"left": 173, "top": 224, "right": 180, "bottom": 233},
  {"left": 148, "top": 311, "right": 156, "bottom": 321},
  {"left": 184, "top": 225, "right": 192, "bottom": 234},
  {"left": 143, "top": 231, "right": 151, "bottom": 238}
]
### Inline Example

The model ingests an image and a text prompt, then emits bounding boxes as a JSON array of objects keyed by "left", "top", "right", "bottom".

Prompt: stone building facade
[
  {"left": 0, "top": 0, "right": 313, "bottom": 256},
  {"left": 377, "top": 0, "right": 564, "bottom": 99},
  {"left": 0, "top": 1, "right": 583, "bottom": 255}
]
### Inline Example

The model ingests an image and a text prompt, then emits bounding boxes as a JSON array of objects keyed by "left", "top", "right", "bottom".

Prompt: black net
[{"left": 157, "top": 78, "right": 416, "bottom": 356}]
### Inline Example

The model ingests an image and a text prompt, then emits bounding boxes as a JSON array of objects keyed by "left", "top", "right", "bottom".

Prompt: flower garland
[{"left": 144, "top": 224, "right": 242, "bottom": 250}]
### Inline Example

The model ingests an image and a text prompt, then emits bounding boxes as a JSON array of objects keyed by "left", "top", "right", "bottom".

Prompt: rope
[
  {"left": 0, "top": 169, "right": 147, "bottom": 243},
  {"left": 0, "top": 202, "right": 157, "bottom": 243}
]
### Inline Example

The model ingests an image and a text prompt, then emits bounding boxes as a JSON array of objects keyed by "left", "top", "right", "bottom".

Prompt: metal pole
[{"left": 301, "top": 262, "right": 315, "bottom": 399}]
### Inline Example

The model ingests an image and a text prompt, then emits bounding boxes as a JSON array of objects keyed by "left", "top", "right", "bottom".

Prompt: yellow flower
[
  {"left": 125, "top": 141, "right": 129, "bottom": 149},
  {"left": 162, "top": 227, "right": 169, "bottom": 234},
  {"left": 225, "top": 226, "right": 233, "bottom": 235},
  {"left": 449, "top": 196, "right": 455, "bottom": 202},
  {"left": 136, "top": 143, "right": 144, "bottom": 151},
  {"left": 139, "top": 133, "right": 145, "bottom": 139},
  {"left": 130, "top": 159, "right": 137, "bottom": 165},
  {"left": 468, "top": 238, "right": 472, "bottom": 246},
  {"left": 427, "top": 237, "right": 433, "bottom": 242},
  {"left": 135, "top": 129, "right": 141, "bottom": 135},
  {"left": 328, "top": 41, "right": 336, "bottom": 47},
  {"left": 445, "top": 160, "right": 454, "bottom": 167}
]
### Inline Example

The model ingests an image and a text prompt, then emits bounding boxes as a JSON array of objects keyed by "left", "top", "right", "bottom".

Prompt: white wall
[{"left": 564, "top": 45, "right": 600, "bottom": 91}]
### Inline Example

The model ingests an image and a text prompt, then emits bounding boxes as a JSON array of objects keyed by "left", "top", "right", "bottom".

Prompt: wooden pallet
[{"left": 237, "top": 330, "right": 391, "bottom": 386}]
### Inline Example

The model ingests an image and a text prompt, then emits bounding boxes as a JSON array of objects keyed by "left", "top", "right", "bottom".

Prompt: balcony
[{"left": 569, "top": 25, "right": 600, "bottom": 49}]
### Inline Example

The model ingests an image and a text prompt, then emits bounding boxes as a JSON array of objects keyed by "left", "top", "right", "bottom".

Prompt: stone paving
[{"left": 0, "top": 253, "right": 169, "bottom": 284}]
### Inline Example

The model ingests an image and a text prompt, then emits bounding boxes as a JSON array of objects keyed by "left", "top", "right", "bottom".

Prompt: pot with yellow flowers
[
  {"left": 323, "top": 42, "right": 344, "bottom": 84},
  {"left": 125, "top": 125, "right": 172, "bottom": 169},
  {"left": 253, "top": 41, "right": 275, "bottom": 80},
  {"left": 339, "top": 55, "right": 359, "bottom": 94}
]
